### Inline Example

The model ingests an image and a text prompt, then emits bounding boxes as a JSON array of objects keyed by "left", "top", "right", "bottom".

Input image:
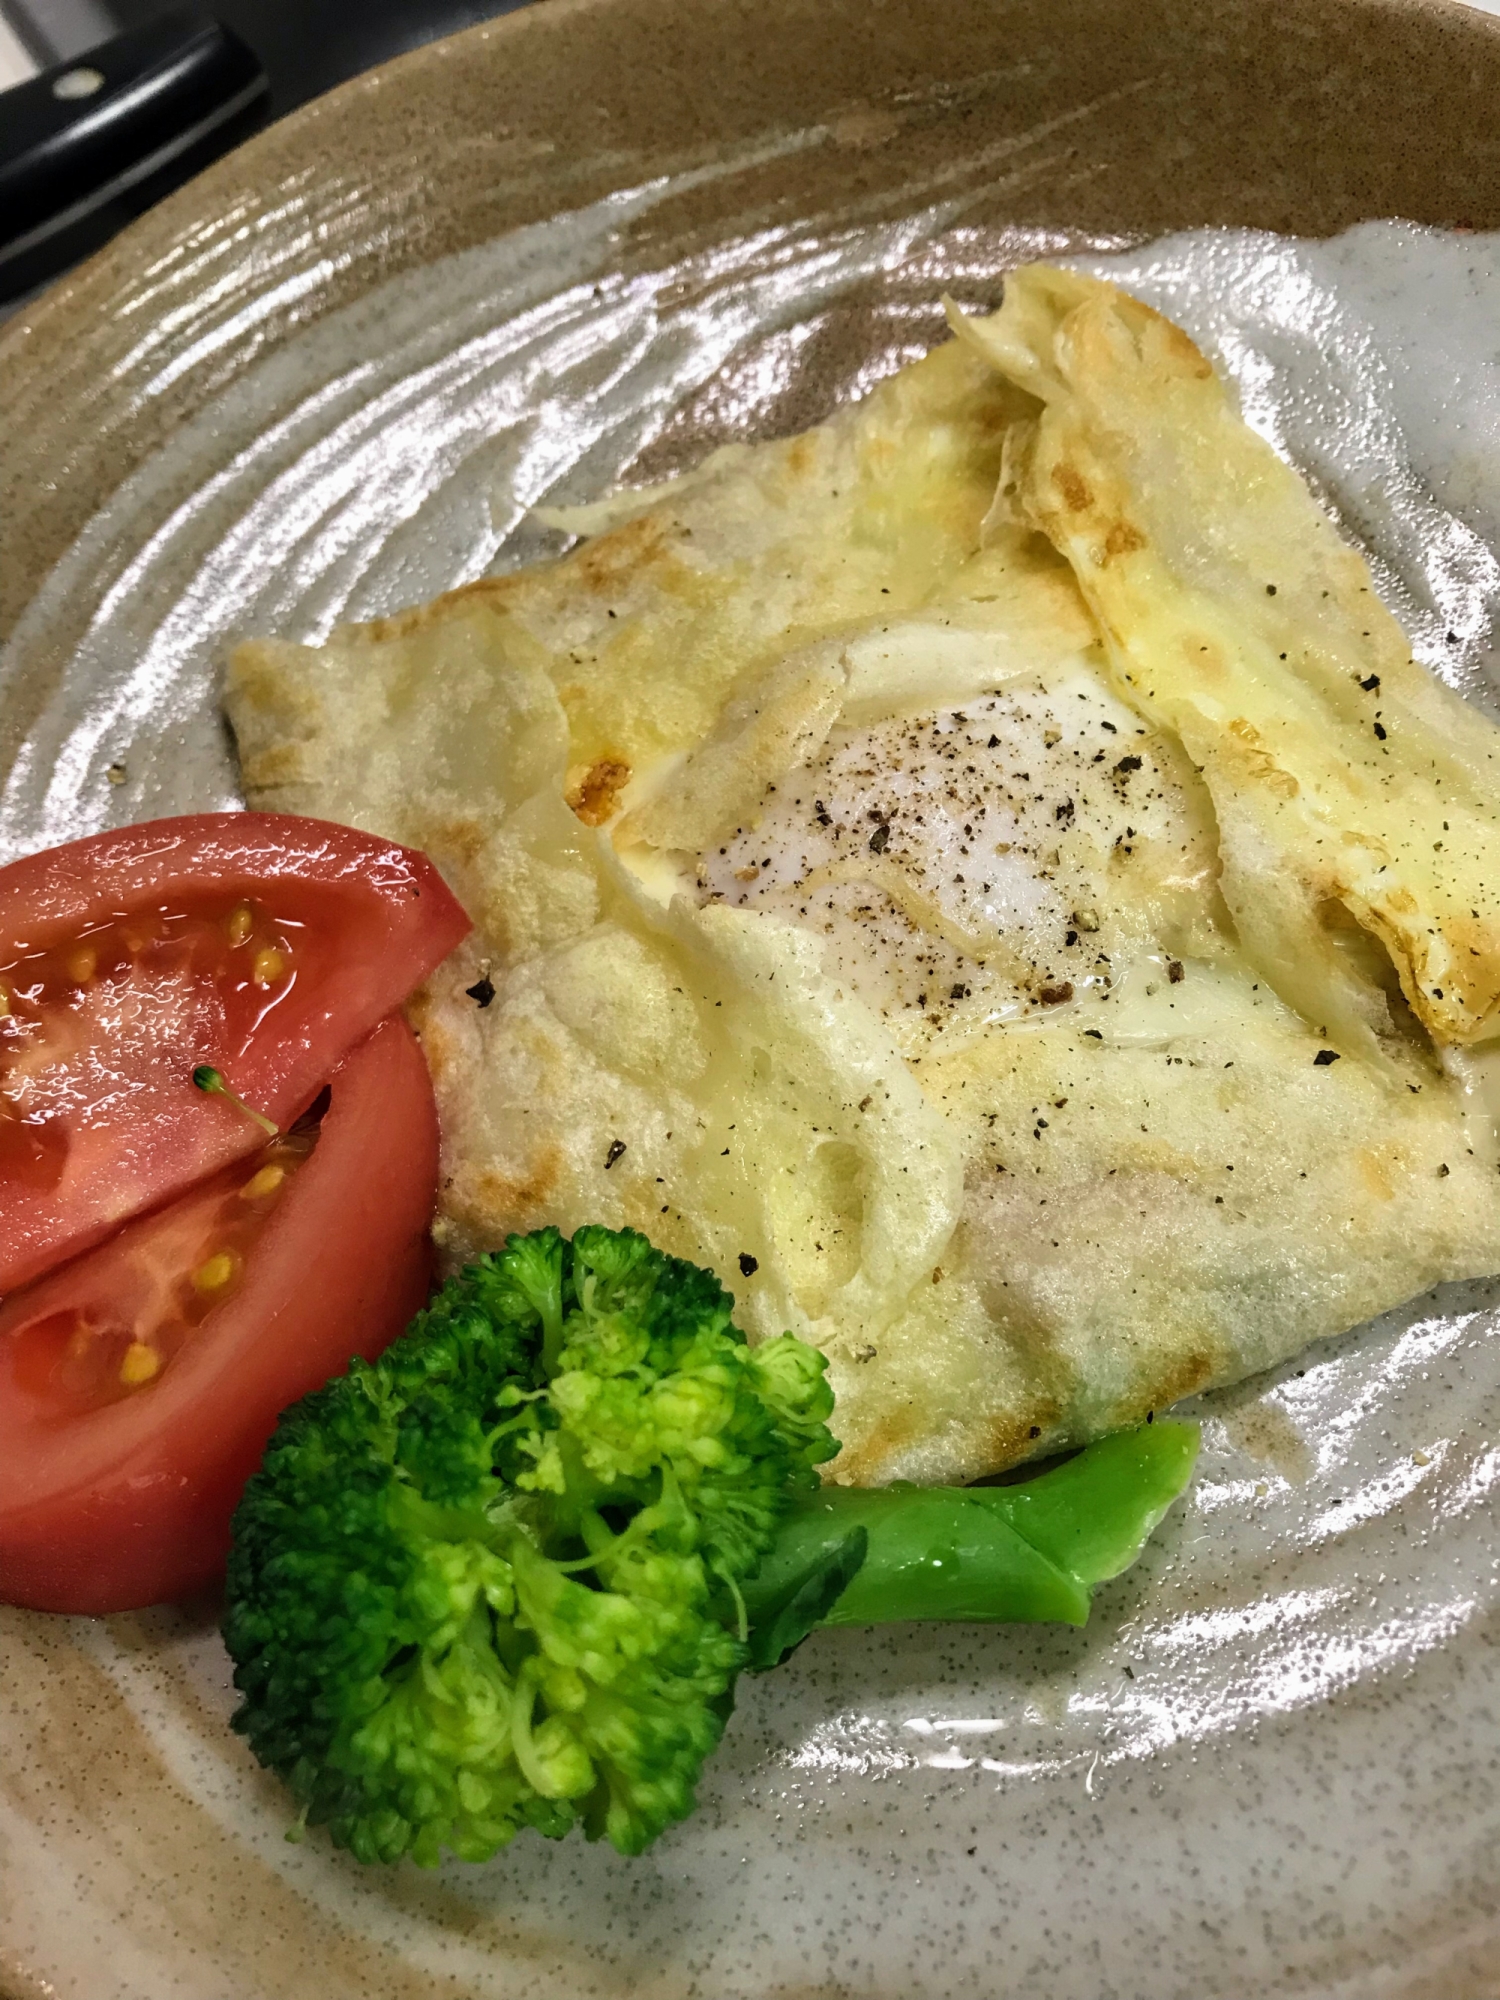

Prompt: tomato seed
[
  {"left": 252, "top": 947, "right": 285, "bottom": 987},
  {"left": 240, "top": 1164, "right": 285, "bottom": 1201},
  {"left": 227, "top": 905, "right": 254, "bottom": 947},
  {"left": 67, "top": 947, "right": 97, "bottom": 984},
  {"left": 193, "top": 1250, "right": 238, "bottom": 1293},
  {"left": 119, "top": 1341, "right": 162, "bottom": 1387}
]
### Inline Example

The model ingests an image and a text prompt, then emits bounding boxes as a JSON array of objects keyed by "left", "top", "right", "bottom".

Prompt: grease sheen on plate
[{"left": 3, "top": 196, "right": 1500, "bottom": 1999}]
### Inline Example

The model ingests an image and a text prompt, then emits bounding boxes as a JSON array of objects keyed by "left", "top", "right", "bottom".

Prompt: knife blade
[{"left": 0, "top": 5, "right": 267, "bottom": 298}]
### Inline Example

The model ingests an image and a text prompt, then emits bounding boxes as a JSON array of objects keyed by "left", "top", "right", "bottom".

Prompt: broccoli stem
[
  {"left": 742, "top": 1421, "right": 1197, "bottom": 1658},
  {"left": 956, "top": 1420, "right": 1200, "bottom": 1595}
]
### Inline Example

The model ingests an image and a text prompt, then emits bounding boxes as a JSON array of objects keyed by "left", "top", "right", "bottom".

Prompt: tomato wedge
[
  {"left": 0, "top": 814, "right": 468, "bottom": 1293},
  {"left": 0, "top": 1014, "right": 438, "bottom": 1613}
]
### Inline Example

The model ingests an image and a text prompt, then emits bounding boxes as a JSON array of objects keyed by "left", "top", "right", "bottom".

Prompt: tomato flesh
[
  {"left": 0, "top": 814, "right": 468, "bottom": 1294},
  {"left": 0, "top": 1014, "right": 439, "bottom": 1614},
  {"left": 0, "top": 892, "right": 301, "bottom": 1196},
  {"left": 5, "top": 1119, "right": 318, "bottom": 1415}
]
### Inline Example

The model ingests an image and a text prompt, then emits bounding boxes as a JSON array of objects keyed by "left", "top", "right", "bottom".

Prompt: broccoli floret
[
  {"left": 223, "top": 1226, "right": 837, "bottom": 1865},
  {"left": 225, "top": 1225, "right": 1199, "bottom": 1869}
]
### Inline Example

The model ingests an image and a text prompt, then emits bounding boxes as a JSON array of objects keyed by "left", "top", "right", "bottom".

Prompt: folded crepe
[{"left": 226, "top": 269, "right": 1500, "bottom": 1485}]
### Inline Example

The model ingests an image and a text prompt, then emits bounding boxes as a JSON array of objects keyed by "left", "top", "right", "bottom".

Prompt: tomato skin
[
  {"left": 0, "top": 1014, "right": 438, "bottom": 1614},
  {"left": 0, "top": 813, "right": 468, "bottom": 1293}
]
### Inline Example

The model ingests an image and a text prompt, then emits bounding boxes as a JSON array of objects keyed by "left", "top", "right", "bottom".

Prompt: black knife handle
[{"left": 1, "top": 10, "right": 268, "bottom": 274}]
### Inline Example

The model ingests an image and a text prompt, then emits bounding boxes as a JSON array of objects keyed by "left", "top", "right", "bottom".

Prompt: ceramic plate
[{"left": 5, "top": 2, "right": 1500, "bottom": 1994}]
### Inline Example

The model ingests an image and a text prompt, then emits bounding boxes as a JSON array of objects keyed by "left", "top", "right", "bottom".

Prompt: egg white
[{"left": 697, "top": 668, "right": 1216, "bottom": 1049}]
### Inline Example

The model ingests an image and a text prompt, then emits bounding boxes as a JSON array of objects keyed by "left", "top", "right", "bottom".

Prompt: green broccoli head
[{"left": 223, "top": 1226, "right": 838, "bottom": 1866}]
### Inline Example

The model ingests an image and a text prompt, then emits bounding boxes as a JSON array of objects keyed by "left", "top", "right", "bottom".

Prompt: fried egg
[{"left": 698, "top": 668, "right": 1217, "bottom": 1045}]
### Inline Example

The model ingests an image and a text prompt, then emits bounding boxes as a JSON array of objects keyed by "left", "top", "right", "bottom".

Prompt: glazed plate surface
[{"left": 3, "top": 3, "right": 1500, "bottom": 1994}]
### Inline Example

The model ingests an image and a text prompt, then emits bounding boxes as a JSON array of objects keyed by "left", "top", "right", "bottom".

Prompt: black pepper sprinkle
[
  {"left": 1360, "top": 674, "right": 1380, "bottom": 692},
  {"left": 868, "top": 823, "right": 891, "bottom": 854},
  {"left": 738, "top": 1252, "right": 759, "bottom": 1276},
  {"left": 1374, "top": 722, "right": 1387, "bottom": 740},
  {"left": 814, "top": 800, "right": 831, "bottom": 826},
  {"left": 1167, "top": 960, "right": 1184, "bottom": 984},
  {"left": 603, "top": 1139, "right": 627, "bottom": 1169},
  {"left": 1028, "top": 1425, "right": 1041, "bottom": 1439},
  {"left": 1313, "top": 1049, "right": 1341, "bottom": 1066},
  {"left": 465, "top": 976, "right": 496, "bottom": 1008},
  {"left": 1438, "top": 1164, "right": 1451, "bottom": 1178},
  {"left": 1114, "top": 755, "right": 1143, "bottom": 775}
]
